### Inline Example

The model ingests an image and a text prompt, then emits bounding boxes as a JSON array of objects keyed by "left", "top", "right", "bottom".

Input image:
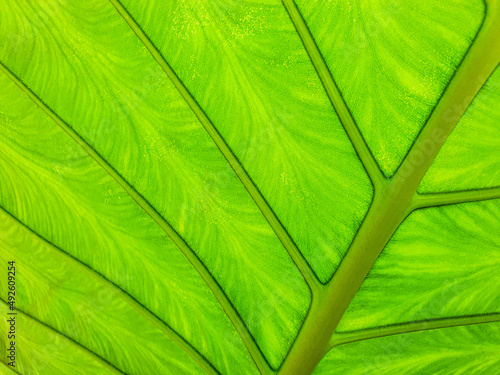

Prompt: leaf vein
[
  {"left": 106, "top": 0, "right": 322, "bottom": 298},
  {"left": 278, "top": 0, "right": 499, "bottom": 373},
  {"left": 0, "top": 205, "right": 218, "bottom": 375},
  {"left": 330, "top": 313, "right": 500, "bottom": 347},
  {"left": 281, "top": 0, "right": 386, "bottom": 190},
  {"left": 0, "top": 298, "right": 126, "bottom": 375},
  {"left": 412, "top": 187, "right": 500, "bottom": 209}
]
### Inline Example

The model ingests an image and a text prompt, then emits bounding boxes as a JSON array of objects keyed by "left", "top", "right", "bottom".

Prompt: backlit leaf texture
[
  {"left": 0, "top": 0, "right": 498, "bottom": 374},
  {"left": 315, "top": 323, "right": 500, "bottom": 375}
]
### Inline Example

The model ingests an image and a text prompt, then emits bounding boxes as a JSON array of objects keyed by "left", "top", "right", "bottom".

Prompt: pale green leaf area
[
  {"left": 0, "top": 0, "right": 499, "bottom": 374},
  {"left": 0, "top": 212, "right": 204, "bottom": 375},
  {"left": 0, "top": 361, "right": 17, "bottom": 375},
  {"left": 294, "top": 0, "right": 484, "bottom": 176},
  {"left": 315, "top": 323, "right": 500, "bottom": 375},
  {"left": 337, "top": 199, "right": 500, "bottom": 332},
  {"left": 420, "top": 66, "right": 500, "bottom": 193},
  {"left": 0, "top": 0, "right": 312, "bottom": 369},
  {"left": 0, "top": 301, "right": 118, "bottom": 375},
  {"left": 118, "top": 0, "right": 373, "bottom": 283},
  {"left": 0, "top": 73, "right": 255, "bottom": 374}
]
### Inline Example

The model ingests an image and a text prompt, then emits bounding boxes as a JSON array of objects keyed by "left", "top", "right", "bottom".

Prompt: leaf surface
[
  {"left": 337, "top": 199, "right": 500, "bottom": 332},
  {"left": 293, "top": 0, "right": 484, "bottom": 176},
  {"left": 117, "top": 0, "right": 374, "bottom": 284},
  {"left": 419, "top": 66, "right": 500, "bottom": 192},
  {"left": 0, "top": 71, "right": 254, "bottom": 374},
  {"left": 315, "top": 323, "right": 500, "bottom": 375},
  {"left": 0, "top": 0, "right": 499, "bottom": 374}
]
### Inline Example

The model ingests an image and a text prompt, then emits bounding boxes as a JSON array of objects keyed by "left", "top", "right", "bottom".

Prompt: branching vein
[
  {"left": 330, "top": 313, "right": 500, "bottom": 348},
  {"left": 0, "top": 61, "right": 247, "bottom": 375},
  {"left": 412, "top": 187, "right": 500, "bottom": 209},
  {"left": 0, "top": 298, "right": 126, "bottom": 375},
  {"left": 281, "top": 0, "right": 386, "bottom": 191},
  {"left": 0, "top": 205, "right": 218, "bottom": 375},
  {"left": 107, "top": 0, "right": 321, "bottom": 300},
  {"left": 278, "top": 0, "right": 500, "bottom": 374}
]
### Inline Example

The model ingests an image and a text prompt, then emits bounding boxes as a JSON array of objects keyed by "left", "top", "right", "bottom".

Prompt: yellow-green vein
[
  {"left": 0, "top": 299, "right": 125, "bottom": 375},
  {"left": 107, "top": 0, "right": 321, "bottom": 297},
  {"left": 0, "top": 61, "right": 262, "bottom": 375},
  {"left": 329, "top": 313, "right": 500, "bottom": 348},
  {"left": 281, "top": 0, "right": 386, "bottom": 191},
  {"left": 278, "top": 0, "right": 500, "bottom": 374}
]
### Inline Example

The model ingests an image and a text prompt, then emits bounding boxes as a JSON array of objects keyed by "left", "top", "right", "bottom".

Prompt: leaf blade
[
  {"left": 0, "top": 66, "right": 257, "bottom": 374},
  {"left": 117, "top": 0, "right": 374, "bottom": 288},
  {"left": 419, "top": 66, "right": 500, "bottom": 193},
  {"left": 337, "top": 200, "right": 500, "bottom": 333},
  {"left": 293, "top": 0, "right": 485, "bottom": 176},
  {"left": 314, "top": 322, "right": 500, "bottom": 375}
]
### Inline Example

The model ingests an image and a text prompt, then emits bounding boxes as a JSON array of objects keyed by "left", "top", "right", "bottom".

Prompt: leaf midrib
[
  {"left": 278, "top": 0, "right": 500, "bottom": 374},
  {"left": 1, "top": 0, "right": 498, "bottom": 374}
]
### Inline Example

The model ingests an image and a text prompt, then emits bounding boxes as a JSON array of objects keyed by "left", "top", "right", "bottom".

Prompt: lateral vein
[
  {"left": 278, "top": 0, "right": 500, "bottom": 373},
  {"left": 0, "top": 205, "right": 218, "bottom": 375},
  {"left": 412, "top": 187, "right": 500, "bottom": 209},
  {"left": 107, "top": 0, "right": 321, "bottom": 299},
  {"left": 330, "top": 313, "right": 500, "bottom": 347},
  {"left": 0, "top": 298, "right": 126, "bottom": 375},
  {"left": 0, "top": 61, "right": 237, "bottom": 375},
  {"left": 281, "top": 0, "right": 386, "bottom": 190}
]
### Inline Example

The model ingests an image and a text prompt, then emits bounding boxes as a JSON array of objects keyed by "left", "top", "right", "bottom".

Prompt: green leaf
[
  {"left": 337, "top": 199, "right": 500, "bottom": 332},
  {"left": 0, "top": 0, "right": 498, "bottom": 374},
  {"left": 292, "top": 0, "right": 484, "bottom": 177},
  {"left": 315, "top": 323, "right": 500, "bottom": 375},
  {"left": 419, "top": 67, "right": 500, "bottom": 192}
]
